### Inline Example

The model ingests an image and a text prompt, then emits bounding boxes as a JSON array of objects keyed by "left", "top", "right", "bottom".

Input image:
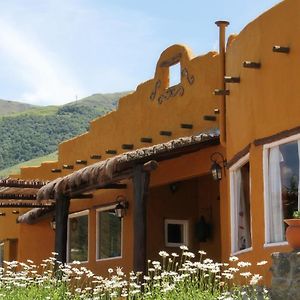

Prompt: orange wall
[
  {"left": 223, "top": 0, "right": 299, "bottom": 283},
  {"left": 226, "top": 0, "right": 300, "bottom": 158}
]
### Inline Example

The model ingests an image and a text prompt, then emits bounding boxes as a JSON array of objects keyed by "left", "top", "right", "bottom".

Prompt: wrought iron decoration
[
  {"left": 157, "top": 85, "right": 184, "bottom": 104},
  {"left": 181, "top": 68, "right": 195, "bottom": 85}
]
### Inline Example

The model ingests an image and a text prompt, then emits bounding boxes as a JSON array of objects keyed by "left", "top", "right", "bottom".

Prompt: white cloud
[{"left": 0, "top": 19, "right": 84, "bottom": 105}]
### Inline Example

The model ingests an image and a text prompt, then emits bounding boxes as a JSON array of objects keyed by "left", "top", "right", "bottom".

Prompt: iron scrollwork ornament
[
  {"left": 157, "top": 85, "right": 184, "bottom": 104},
  {"left": 181, "top": 68, "right": 195, "bottom": 85},
  {"left": 149, "top": 80, "right": 161, "bottom": 101}
]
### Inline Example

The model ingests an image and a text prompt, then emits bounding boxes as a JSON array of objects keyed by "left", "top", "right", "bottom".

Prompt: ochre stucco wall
[
  {"left": 226, "top": 0, "right": 300, "bottom": 158},
  {"left": 224, "top": 0, "right": 299, "bottom": 283}
]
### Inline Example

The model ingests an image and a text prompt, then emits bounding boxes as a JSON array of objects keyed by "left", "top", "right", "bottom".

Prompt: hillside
[
  {"left": 0, "top": 92, "right": 130, "bottom": 171},
  {"left": 0, "top": 99, "right": 36, "bottom": 116},
  {"left": 0, "top": 151, "right": 58, "bottom": 178}
]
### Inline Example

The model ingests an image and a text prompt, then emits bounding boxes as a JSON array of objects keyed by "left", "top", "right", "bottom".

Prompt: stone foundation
[{"left": 271, "top": 251, "right": 300, "bottom": 300}]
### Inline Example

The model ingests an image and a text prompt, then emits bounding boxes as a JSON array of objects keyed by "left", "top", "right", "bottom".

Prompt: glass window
[
  {"left": 67, "top": 211, "right": 88, "bottom": 263},
  {"left": 265, "top": 138, "right": 300, "bottom": 243},
  {"left": 230, "top": 158, "right": 252, "bottom": 253},
  {"left": 97, "top": 209, "right": 122, "bottom": 260},
  {"left": 165, "top": 219, "right": 188, "bottom": 247},
  {"left": 0, "top": 242, "right": 4, "bottom": 267}
]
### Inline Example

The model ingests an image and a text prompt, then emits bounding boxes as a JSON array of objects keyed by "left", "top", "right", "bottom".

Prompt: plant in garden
[{"left": 0, "top": 249, "right": 270, "bottom": 299}]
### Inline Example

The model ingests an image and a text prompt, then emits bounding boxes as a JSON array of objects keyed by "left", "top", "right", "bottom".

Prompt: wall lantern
[
  {"left": 210, "top": 152, "right": 227, "bottom": 181},
  {"left": 115, "top": 195, "right": 128, "bottom": 218},
  {"left": 50, "top": 217, "right": 56, "bottom": 230}
]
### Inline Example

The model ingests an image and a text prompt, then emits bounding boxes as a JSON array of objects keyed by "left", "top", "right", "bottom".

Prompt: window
[
  {"left": 67, "top": 210, "right": 89, "bottom": 263},
  {"left": 165, "top": 219, "right": 188, "bottom": 247},
  {"left": 0, "top": 242, "right": 4, "bottom": 267},
  {"left": 230, "top": 155, "right": 252, "bottom": 253},
  {"left": 264, "top": 135, "right": 300, "bottom": 244},
  {"left": 96, "top": 206, "right": 122, "bottom": 260},
  {"left": 169, "top": 63, "right": 181, "bottom": 87}
]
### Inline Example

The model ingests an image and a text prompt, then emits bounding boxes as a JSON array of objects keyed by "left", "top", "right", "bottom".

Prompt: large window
[
  {"left": 230, "top": 155, "right": 252, "bottom": 253},
  {"left": 67, "top": 210, "right": 89, "bottom": 263},
  {"left": 264, "top": 135, "right": 300, "bottom": 244},
  {"left": 96, "top": 206, "right": 122, "bottom": 260}
]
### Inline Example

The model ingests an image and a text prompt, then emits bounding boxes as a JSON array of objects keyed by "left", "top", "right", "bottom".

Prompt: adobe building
[{"left": 0, "top": 0, "right": 299, "bottom": 283}]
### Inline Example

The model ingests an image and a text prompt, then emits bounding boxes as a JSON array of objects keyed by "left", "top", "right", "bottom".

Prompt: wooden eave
[{"left": 18, "top": 131, "right": 220, "bottom": 224}]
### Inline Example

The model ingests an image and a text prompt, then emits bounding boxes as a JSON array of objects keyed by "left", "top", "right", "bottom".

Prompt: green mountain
[
  {"left": 0, "top": 99, "right": 36, "bottom": 116},
  {"left": 0, "top": 151, "right": 58, "bottom": 178},
  {"left": 0, "top": 92, "right": 130, "bottom": 171}
]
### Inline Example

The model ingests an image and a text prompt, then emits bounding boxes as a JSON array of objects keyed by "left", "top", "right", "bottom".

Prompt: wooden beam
[
  {"left": 0, "top": 179, "right": 46, "bottom": 189},
  {"left": 132, "top": 165, "right": 150, "bottom": 274},
  {"left": 98, "top": 183, "right": 127, "bottom": 190},
  {"left": 70, "top": 193, "right": 93, "bottom": 199},
  {"left": 0, "top": 202, "right": 53, "bottom": 208},
  {"left": 0, "top": 194, "right": 37, "bottom": 200},
  {"left": 55, "top": 195, "right": 70, "bottom": 265},
  {"left": 17, "top": 207, "right": 55, "bottom": 224}
]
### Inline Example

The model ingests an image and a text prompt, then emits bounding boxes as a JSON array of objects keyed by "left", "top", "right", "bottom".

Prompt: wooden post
[
  {"left": 132, "top": 164, "right": 150, "bottom": 274},
  {"left": 54, "top": 195, "right": 70, "bottom": 264}
]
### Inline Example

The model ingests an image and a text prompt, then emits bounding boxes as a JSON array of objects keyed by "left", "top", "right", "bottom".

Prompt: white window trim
[
  {"left": 164, "top": 219, "right": 189, "bottom": 247},
  {"left": 67, "top": 209, "right": 89, "bottom": 264},
  {"left": 229, "top": 153, "right": 252, "bottom": 255},
  {"left": 263, "top": 133, "right": 300, "bottom": 245},
  {"left": 96, "top": 205, "right": 123, "bottom": 262}
]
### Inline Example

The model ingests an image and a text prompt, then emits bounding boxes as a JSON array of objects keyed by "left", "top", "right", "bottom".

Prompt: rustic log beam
[
  {"left": 0, "top": 179, "right": 47, "bottom": 189},
  {"left": 96, "top": 183, "right": 127, "bottom": 190},
  {"left": 0, "top": 202, "right": 54, "bottom": 208},
  {"left": 132, "top": 165, "right": 150, "bottom": 274},
  {"left": 55, "top": 195, "right": 70, "bottom": 265},
  {"left": 17, "top": 207, "right": 55, "bottom": 224},
  {"left": 0, "top": 194, "right": 37, "bottom": 200}
]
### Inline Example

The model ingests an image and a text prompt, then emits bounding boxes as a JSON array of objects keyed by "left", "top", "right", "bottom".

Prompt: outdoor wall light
[
  {"left": 115, "top": 195, "right": 129, "bottom": 218},
  {"left": 210, "top": 152, "right": 227, "bottom": 181},
  {"left": 50, "top": 217, "right": 56, "bottom": 230}
]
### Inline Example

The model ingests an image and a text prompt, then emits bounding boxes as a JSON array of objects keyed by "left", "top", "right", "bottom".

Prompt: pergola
[{"left": 1, "top": 131, "right": 219, "bottom": 272}]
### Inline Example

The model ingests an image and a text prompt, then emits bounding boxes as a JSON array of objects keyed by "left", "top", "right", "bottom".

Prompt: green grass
[
  {"left": 0, "top": 151, "right": 58, "bottom": 178},
  {"left": 5, "top": 105, "right": 59, "bottom": 117}
]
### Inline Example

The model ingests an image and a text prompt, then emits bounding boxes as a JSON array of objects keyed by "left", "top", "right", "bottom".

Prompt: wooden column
[
  {"left": 132, "top": 164, "right": 150, "bottom": 274},
  {"left": 54, "top": 195, "right": 70, "bottom": 264}
]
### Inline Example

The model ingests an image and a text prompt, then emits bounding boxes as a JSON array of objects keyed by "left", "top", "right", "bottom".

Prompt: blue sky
[{"left": 0, "top": 0, "right": 281, "bottom": 105}]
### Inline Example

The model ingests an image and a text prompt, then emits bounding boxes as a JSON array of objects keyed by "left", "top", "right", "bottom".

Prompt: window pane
[
  {"left": 98, "top": 210, "right": 121, "bottom": 259},
  {"left": 279, "top": 141, "right": 299, "bottom": 219},
  {"left": 68, "top": 215, "right": 88, "bottom": 262},
  {"left": 232, "top": 161, "right": 251, "bottom": 252},
  {"left": 0, "top": 243, "right": 4, "bottom": 267},
  {"left": 238, "top": 162, "right": 251, "bottom": 250},
  {"left": 167, "top": 224, "right": 183, "bottom": 244}
]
